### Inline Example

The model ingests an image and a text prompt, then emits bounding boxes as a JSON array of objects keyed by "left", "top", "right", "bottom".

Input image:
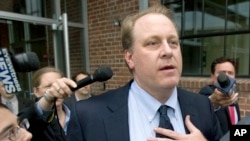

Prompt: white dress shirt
[
  {"left": 1, "top": 95, "right": 19, "bottom": 115},
  {"left": 129, "top": 81, "right": 186, "bottom": 141}
]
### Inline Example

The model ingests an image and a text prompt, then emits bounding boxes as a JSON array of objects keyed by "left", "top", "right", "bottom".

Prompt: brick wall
[
  {"left": 87, "top": 0, "right": 137, "bottom": 93},
  {"left": 87, "top": 0, "right": 250, "bottom": 119}
]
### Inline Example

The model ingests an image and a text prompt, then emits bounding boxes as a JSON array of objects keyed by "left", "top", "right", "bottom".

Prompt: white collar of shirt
[
  {"left": 130, "top": 80, "right": 178, "bottom": 121},
  {"left": 1, "top": 95, "right": 18, "bottom": 115},
  {"left": 1, "top": 95, "right": 17, "bottom": 103},
  {"left": 74, "top": 93, "right": 80, "bottom": 101},
  {"left": 128, "top": 80, "right": 185, "bottom": 141}
]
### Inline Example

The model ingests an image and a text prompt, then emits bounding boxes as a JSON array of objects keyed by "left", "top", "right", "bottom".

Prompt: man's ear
[
  {"left": 124, "top": 50, "right": 135, "bottom": 69},
  {"left": 210, "top": 74, "right": 217, "bottom": 84}
]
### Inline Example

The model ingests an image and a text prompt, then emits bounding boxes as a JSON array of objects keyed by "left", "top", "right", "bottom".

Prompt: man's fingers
[
  {"left": 153, "top": 127, "right": 183, "bottom": 139},
  {"left": 185, "top": 115, "right": 198, "bottom": 133}
]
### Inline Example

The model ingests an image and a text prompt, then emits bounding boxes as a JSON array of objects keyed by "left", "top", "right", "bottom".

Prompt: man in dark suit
[
  {"left": 64, "top": 70, "right": 92, "bottom": 108},
  {"left": 199, "top": 57, "right": 240, "bottom": 135},
  {"left": 0, "top": 80, "right": 33, "bottom": 115},
  {"left": 67, "top": 5, "right": 223, "bottom": 141}
]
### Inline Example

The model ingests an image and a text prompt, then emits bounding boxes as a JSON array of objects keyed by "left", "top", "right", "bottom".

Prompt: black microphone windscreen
[
  {"left": 12, "top": 52, "right": 40, "bottom": 72},
  {"left": 71, "top": 66, "right": 113, "bottom": 91},
  {"left": 217, "top": 72, "right": 230, "bottom": 88},
  {"left": 26, "top": 52, "right": 40, "bottom": 71},
  {"left": 93, "top": 66, "right": 113, "bottom": 81}
]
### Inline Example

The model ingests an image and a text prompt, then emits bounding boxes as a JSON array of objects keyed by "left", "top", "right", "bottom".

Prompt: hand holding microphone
[
  {"left": 209, "top": 72, "right": 239, "bottom": 107},
  {"left": 39, "top": 66, "right": 113, "bottom": 109},
  {"left": 215, "top": 72, "right": 237, "bottom": 96},
  {"left": 71, "top": 65, "right": 113, "bottom": 91}
]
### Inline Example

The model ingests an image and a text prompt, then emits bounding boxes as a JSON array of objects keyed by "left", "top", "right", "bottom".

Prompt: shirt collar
[
  {"left": 131, "top": 81, "right": 178, "bottom": 122},
  {"left": 1, "top": 95, "right": 17, "bottom": 103}
]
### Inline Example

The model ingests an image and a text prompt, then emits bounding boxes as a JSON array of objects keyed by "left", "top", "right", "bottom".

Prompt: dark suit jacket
[
  {"left": 18, "top": 100, "right": 66, "bottom": 141},
  {"left": 199, "top": 85, "right": 241, "bottom": 135},
  {"left": 67, "top": 80, "right": 223, "bottom": 141},
  {"left": 64, "top": 93, "right": 94, "bottom": 110},
  {"left": 64, "top": 94, "right": 78, "bottom": 110}
]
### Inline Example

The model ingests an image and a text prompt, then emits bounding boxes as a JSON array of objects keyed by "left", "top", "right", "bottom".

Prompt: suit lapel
[
  {"left": 177, "top": 88, "right": 200, "bottom": 133},
  {"left": 103, "top": 82, "right": 131, "bottom": 141},
  {"left": 104, "top": 105, "right": 129, "bottom": 141}
]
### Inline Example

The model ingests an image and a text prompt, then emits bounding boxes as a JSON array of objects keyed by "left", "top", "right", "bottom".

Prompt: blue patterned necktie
[{"left": 156, "top": 105, "right": 174, "bottom": 138}]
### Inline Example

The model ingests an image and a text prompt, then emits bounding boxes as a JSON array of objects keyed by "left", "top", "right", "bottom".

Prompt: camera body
[{"left": 214, "top": 72, "right": 236, "bottom": 96}]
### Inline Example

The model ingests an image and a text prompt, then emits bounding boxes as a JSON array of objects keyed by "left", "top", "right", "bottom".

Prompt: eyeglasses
[
  {"left": 0, "top": 118, "right": 30, "bottom": 141},
  {"left": 6, "top": 127, "right": 21, "bottom": 141},
  {"left": 19, "top": 118, "right": 30, "bottom": 130}
]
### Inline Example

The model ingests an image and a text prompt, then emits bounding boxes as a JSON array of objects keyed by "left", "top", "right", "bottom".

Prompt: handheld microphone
[
  {"left": 11, "top": 52, "right": 40, "bottom": 72},
  {"left": 71, "top": 66, "right": 113, "bottom": 91},
  {"left": 0, "top": 48, "right": 40, "bottom": 93},
  {"left": 214, "top": 72, "right": 236, "bottom": 96}
]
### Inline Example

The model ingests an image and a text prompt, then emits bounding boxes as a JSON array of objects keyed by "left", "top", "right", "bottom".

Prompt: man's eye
[
  {"left": 149, "top": 42, "right": 157, "bottom": 45},
  {"left": 168, "top": 40, "right": 179, "bottom": 48},
  {"left": 146, "top": 41, "right": 160, "bottom": 48}
]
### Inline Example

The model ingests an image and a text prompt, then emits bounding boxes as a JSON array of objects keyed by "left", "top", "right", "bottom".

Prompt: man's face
[
  {"left": 75, "top": 74, "right": 91, "bottom": 96},
  {"left": 211, "top": 62, "right": 236, "bottom": 84},
  {"left": 0, "top": 81, "right": 15, "bottom": 98},
  {"left": 125, "top": 13, "right": 182, "bottom": 94},
  {"left": 0, "top": 107, "right": 32, "bottom": 141}
]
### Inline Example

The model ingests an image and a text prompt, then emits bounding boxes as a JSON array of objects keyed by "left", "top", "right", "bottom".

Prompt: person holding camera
[{"left": 199, "top": 56, "right": 240, "bottom": 135}]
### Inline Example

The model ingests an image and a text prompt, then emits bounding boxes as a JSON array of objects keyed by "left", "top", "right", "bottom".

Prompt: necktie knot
[{"left": 158, "top": 105, "right": 168, "bottom": 116}]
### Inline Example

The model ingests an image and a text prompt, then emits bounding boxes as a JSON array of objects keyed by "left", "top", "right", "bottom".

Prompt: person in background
[
  {"left": 0, "top": 80, "right": 33, "bottom": 115},
  {"left": 0, "top": 102, "right": 32, "bottom": 141},
  {"left": 64, "top": 70, "right": 92, "bottom": 108},
  {"left": 67, "top": 5, "right": 222, "bottom": 141},
  {"left": 18, "top": 66, "right": 76, "bottom": 141},
  {"left": 199, "top": 56, "right": 240, "bottom": 134}
]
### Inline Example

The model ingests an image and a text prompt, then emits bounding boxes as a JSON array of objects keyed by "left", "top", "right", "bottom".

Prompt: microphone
[
  {"left": 0, "top": 48, "right": 40, "bottom": 94},
  {"left": 11, "top": 52, "right": 40, "bottom": 72},
  {"left": 71, "top": 66, "right": 113, "bottom": 91},
  {"left": 214, "top": 72, "right": 236, "bottom": 96}
]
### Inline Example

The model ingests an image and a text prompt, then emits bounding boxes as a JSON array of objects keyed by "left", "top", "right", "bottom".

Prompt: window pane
[
  {"left": 183, "top": 0, "right": 203, "bottom": 35},
  {"left": 162, "top": 1, "right": 250, "bottom": 76},
  {"left": 202, "top": 36, "right": 225, "bottom": 75},
  {"left": 204, "top": 0, "right": 226, "bottom": 34},
  {"left": 182, "top": 38, "right": 202, "bottom": 74},
  {"left": 226, "top": 34, "right": 250, "bottom": 75},
  {"left": 227, "top": 0, "right": 250, "bottom": 31}
]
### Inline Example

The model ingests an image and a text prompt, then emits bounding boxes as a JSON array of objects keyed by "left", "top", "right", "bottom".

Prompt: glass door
[{"left": 0, "top": 0, "right": 87, "bottom": 99}]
